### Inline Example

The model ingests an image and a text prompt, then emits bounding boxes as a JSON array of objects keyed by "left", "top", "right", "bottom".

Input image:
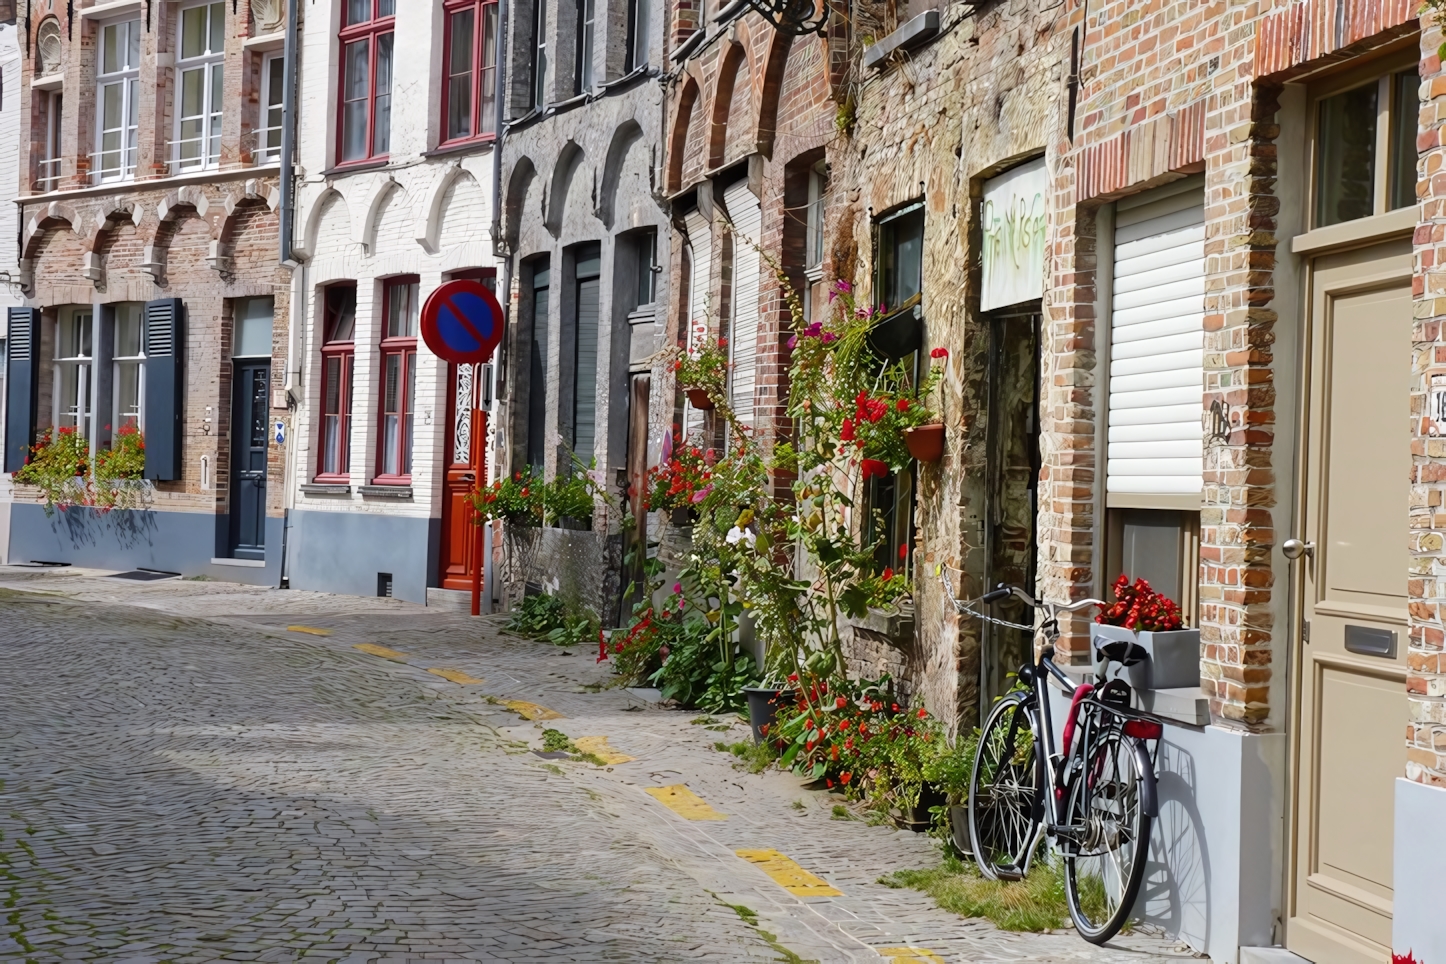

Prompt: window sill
[
  {"left": 322, "top": 158, "right": 390, "bottom": 178},
  {"left": 1289, "top": 204, "right": 1417, "bottom": 255},
  {"left": 598, "top": 65, "right": 649, "bottom": 93},
  {"left": 17, "top": 164, "right": 280, "bottom": 204},
  {"left": 32, "top": 73, "right": 63, "bottom": 92},
  {"left": 546, "top": 92, "right": 590, "bottom": 117},
  {"left": 80, "top": 0, "right": 144, "bottom": 19},
  {"left": 424, "top": 137, "right": 497, "bottom": 159},
  {"left": 627, "top": 305, "right": 657, "bottom": 324},
  {"left": 360, "top": 484, "right": 413, "bottom": 499},
  {"left": 862, "top": 10, "right": 941, "bottom": 70},
  {"left": 243, "top": 31, "right": 285, "bottom": 52},
  {"left": 301, "top": 482, "right": 351, "bottom": 496}
]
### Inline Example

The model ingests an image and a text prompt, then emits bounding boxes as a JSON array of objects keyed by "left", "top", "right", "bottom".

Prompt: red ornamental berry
[{"left": 841, "top": 771, "right": 852, "bottom": 785}]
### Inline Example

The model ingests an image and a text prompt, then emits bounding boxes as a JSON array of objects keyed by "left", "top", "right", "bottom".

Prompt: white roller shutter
[
  {"left": 724, "top": 180, "right": 762, "bottom": 428},
  {"left": 682, "top": 209, "right": 712, "bottom": 434},
  {"left": 1108, "top": 178, "right": 1204, "bottom": 500}
]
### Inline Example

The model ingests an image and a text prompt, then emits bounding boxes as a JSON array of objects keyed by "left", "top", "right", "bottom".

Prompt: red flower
[
  {"left": 896, "top": 398, "right": 910, "bottom": 412},
  {"left": 840, "top": 771, "right": 852, "bottom": 785},
  {"left": 861, "top": 459, "right": 888, "bottom": 479},
  {"left": 1392, "top": 955, "right": 1420, "bottom": 964},
  {"left": 882, "top": 567, "right": 894, "bottom": 580},
  {"left": 916, "top": 707, "right": 928, "bottom": 719},
  {"left": 930, "top": 346, "right": 948, "bottom": 359},
  {"left": 835, "top": 697, "right": 848, "bottom": 709},
  {"left": 840, "top": 418, "right": 856, "bottom": 442},
  {"left": 899, "top": 544, "right": 908, "bottom": 560}
]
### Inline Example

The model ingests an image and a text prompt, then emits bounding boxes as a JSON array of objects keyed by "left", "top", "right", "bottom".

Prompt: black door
[{"left": 229, "top": 361, "right": 269, "bottom": 559}]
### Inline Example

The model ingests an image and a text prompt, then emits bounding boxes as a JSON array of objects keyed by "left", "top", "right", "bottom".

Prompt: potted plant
[
  {"left": 743, "top": 684, "right": 797, "bottom": 744},
  {"left": 673, "top": 340, "right": 729, "bottom": 412},
  {"left": 902, "top": 347, "right": 949, "bottom": 462},
  {"left": 15, "top": 425, "right": 148, "bottom": 514},
  {"left": 1092, "top": 574, "right": 1201, "bottom": 691},
  {"left": 922, "top": 728, "right": 977, "bottom": 854},
  {"left": 867, "top": 294, "right": 923, "bottom": 359},
  {"left": 644, "top": 430, "right": 714, "bottom": 526}
]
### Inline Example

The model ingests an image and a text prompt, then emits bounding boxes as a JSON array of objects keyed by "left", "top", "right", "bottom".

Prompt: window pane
[
  {"left": 372, "top": 33, "right": 394, "bottom": 155},
  {"left": 403, "top": 351, "right": 416, "bottom": 475},
  {"left": 383, "top": 352, "right": 400, "bottom": 476},
  {"left": 117, "top": 361, "right": 141, "bottom": 428},
  {"left": 377, "top": 0, "right": 394, "bottom": 15},
  {"left": 209, "top": 2, "right": 225, "bottom": 54},
  {"left": 480, "top": 3, "right": 497, "bottom": 134},
  {"left": 116, "top": 306, "right": 142, "bottom": 356},
  {"left": 341, "top": 40, "right": 370, "bottom": 161},
  {"left": 326, "top": 287, "right": 357, "bottom": 342},
  {"left": 60, "top": 365, "right": 80, "bottom": 427},
  {"left": 1391, "top": 69, "right": 1421, "bottom": 212},
  {"left": 102, "top": 24, "right": 120, "bottom": 73},
  {"left": 881, "top": 209, "right": 923, "bottom": 308},
  {"left": 1316, "top": 83, "right": 1378, "bottom": 227},
  {"left": 630, "top": 0, "right": 650, "bottom": 69},
  {"left": 447, "top": 9, "right": 475, "bottom": 140},
  {"left": 102, "top": 83, "right": 123, "bottom": 131},
  {"left": 181, "top": 5, "right": 207, "bottom": 59},
  {"left": 127, "top": 20, "right": 140, "bottom": 67},
  {"left": 387, "top": 282, "right": 418, "bottom": 338},
  {"left": 346, "top": 0, "right": 370, "bottom": 25}
]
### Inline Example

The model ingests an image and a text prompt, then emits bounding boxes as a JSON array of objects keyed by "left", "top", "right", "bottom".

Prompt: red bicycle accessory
[{"left": 1123, "top": 719, "right": 1163, "bottom": 740}]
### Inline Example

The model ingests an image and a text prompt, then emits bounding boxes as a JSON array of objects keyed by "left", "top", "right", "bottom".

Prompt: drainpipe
[
  {"left": 279, "top": 0, "right": 299, "bottom": 270},
  {"left": 278, "top": 0, "right": 301, "bottom": 588},
  {"left": 487, "top": 0, "right": 511, "bottom": 611}
]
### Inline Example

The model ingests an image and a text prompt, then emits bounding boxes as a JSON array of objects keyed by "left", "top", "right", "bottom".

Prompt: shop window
[
  {"left": 174, "top": 2, "right": 225, "bottom": 172},
  {"left": 376, "top": 278, "right": 418, "bottom": 482},
  {"left": 113, "top": 303, "right": 145, "bottom": 433},
  {"left": 1314, "top": 63, "right": 1420, "bottom": 228},
  {"left": 317, "top": 285, "right": 356, "bottom": 480},
  {"left": 574, "top": 0, "right": 594, "bottom": 93},
  {"left": 36, "top": 90, "right": 62, "bottom": 192},
  {"left": 256, "top": 52, "right": 286, "bottom": 164},
  {"left": 338, "top": 0, "right": 395, "bottom": 164},
  {"left": 625, "top": 0, "right": 649, "bottom": 71},
  {"left": 54, "top": 309, "right": 93, "bottom": 433},
  {"left": 95, "top": 18, "right": 141, "bottom": 182},
  {"left": 531, "top": 0, "right": 548, "bottom": 110},
  {"left": 442, "top": 0, "right": 499, "bottom": 144}
]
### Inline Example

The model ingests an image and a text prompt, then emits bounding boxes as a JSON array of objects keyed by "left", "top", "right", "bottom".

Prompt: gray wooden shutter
[
  {"left": 573, "top": 277, "right": 600, "bottom": 462},
  {"left": 143, "top": 298, "right": 185, "bottom": 481},
  {"left": 4, "top": 307, "right": 41, "bottom": 473}
]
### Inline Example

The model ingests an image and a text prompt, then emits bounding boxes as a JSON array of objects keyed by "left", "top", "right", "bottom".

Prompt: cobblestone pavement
[{"left": 0, "top": 567, "right": 1200, "bottom": 963}]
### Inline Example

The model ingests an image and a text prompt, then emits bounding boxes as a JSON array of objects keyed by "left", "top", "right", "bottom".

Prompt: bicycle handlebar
[{"left": 982, "top": 583, "right": 1105, "bottom": 619}]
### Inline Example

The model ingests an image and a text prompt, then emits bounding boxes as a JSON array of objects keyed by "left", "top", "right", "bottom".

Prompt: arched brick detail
[
  {"left": 708, "top": 43, "right": 747, "bottom": 170},
  {"left": 22, "top": 202, "right": 82, "bottom": 261},
  {"left": 669, "top": 76, "right": 700, "bottom": 193},
  {"left": 755, "top": 31, "right": 793, "bottom": 159},
  {"left": 85, "top": 203, "right": 141, "bottom": 255},
  {"left": 503, "top": 157, "right": 536, "bottom": 253}
]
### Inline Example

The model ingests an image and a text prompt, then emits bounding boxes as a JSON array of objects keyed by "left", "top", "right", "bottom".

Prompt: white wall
[
  {"left": 1393, "top": 778, "right": 1446, "bottom": 961},
  {"left": 0, "top": 21, "right": 25, "bottom": 553}
]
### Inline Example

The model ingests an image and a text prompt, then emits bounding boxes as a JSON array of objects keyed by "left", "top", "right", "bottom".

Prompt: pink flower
[
  {"left": 673, "top": 582, "right": 683, "bottom": 594},
  {"left": 691, "top": 485, "right": 712, "bottom": 503}
]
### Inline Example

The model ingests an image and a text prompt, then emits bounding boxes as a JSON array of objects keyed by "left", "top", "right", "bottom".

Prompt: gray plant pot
[{"left": 1090, "top": 623, "right": 1201, "bottom": 692}]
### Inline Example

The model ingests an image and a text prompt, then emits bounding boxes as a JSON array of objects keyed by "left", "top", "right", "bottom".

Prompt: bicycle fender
[{"left": 1132, "top": 739, "right": 1158, "bottom": 818}]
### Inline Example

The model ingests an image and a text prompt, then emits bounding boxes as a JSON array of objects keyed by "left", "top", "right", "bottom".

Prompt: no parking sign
[{"left": 420, "top": 280, "right": 505, "bottom": 365}]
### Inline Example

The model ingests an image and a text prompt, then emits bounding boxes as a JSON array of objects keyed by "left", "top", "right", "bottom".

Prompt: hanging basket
[
  {"left": 685, "top": 388, "right": 715, "bottom": 410},
  {"left": 905, "top": 423, "right": 944, "bottom": 462},
  {"left": 867, "top": 298, "right": 923, "bottom": 360}
]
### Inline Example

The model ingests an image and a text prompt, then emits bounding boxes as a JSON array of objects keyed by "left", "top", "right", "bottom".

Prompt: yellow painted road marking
[
  {"left": 427, "top": 667, "right": 484, "bottom": 685},
  {"left": 573, "top": 735, "right": 634, "bottom": 764},
  {"left": 735, "top": 849, "right": 842, "bottom": 897},
  {"left": 646, "top": 784, "right": 728, "bottom": 820},
  {"left": 502, "top": 699, "right": 563, "bottom": 721},
  {"left": 879, "top": 949, "right": 945, "bottom": 964},
  {"left": 354, "top": 643, "right": 409, "bottom": 661},
  {"left": 288, "top": 625, "right": 332, "bottom": 636}
]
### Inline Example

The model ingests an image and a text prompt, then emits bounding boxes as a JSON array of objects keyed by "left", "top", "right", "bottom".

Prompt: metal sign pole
[{"left": 471, "top": 365, "right": 486, "bottom": 617}]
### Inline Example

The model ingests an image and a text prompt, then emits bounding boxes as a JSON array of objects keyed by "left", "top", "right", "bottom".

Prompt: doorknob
[{"left": 1283, "top": 538, "right": 1315, "bottom": 560}]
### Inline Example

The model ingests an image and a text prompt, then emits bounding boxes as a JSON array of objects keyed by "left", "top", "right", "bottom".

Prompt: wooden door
[
  {"left": 438, "top": 362, "right": 480, "bottom": 590},
  {"left": 228, "top": 360, "right": 269, "bottom": 559},
  {"left": 1289, "top": 239, "right": 1411, "bottom": 963}
]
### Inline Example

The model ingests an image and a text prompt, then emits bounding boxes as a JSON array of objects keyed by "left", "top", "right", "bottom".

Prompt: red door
[{"left": 439, "top": 362, "right": 481, "bottom": 590}]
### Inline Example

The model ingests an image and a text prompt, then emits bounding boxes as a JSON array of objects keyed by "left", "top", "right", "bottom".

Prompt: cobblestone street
[{"left": 0, "top": 568, "right": 1196, "bottom": 963}]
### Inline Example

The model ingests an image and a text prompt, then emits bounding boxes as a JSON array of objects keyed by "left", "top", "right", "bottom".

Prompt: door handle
[
  {"left": 1283, "top": 538, "right": 1315, "bottom": 561},
  {"left": 459, "top": 473, "right": 475, "bottom": 483}
]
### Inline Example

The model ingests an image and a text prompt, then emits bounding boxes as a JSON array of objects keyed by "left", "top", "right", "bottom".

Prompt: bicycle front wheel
[
  {"left": 968, "top": 691, "right": 1042, "bottom": 880},
  {"left": 1062, "top": 730, "right": 1152, "bottom": 943}
]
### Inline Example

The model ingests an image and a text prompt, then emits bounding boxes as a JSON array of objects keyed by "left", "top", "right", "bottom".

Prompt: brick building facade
[{"left": 4, "top": 0, "right": 292, "bottom": 583}]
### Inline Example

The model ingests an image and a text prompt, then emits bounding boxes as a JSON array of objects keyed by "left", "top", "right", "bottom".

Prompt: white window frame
[
  {"left": 54, "top": 309, "right": 94, "bottom": 435},
  {"left": 94, "top": 18, "right": 140, "bottom": 183},
  {"left": 257, "top": 51, "right": 285, "bottom": 164},
  {"left": 575, "top": 0, "right": 594, "bottom": 93},
  {"left": 173, "top": 1, "right": 226, "bottom": 173},
  {"left": 532, "top": 0, "right": 547, "bottom": 110},
  {"left": 38, "top": 90, "right": 63, "bottom": 192},
  {"left": 627, "top": 0, "right": 649, "bottom": 71},
  {"left": 112, "top": 303, "right": 146, "bottom": 434}
]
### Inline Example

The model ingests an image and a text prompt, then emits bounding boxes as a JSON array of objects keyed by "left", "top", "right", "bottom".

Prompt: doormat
[{"left": 108, "top": 570, "right": 180, "bottom": 581}]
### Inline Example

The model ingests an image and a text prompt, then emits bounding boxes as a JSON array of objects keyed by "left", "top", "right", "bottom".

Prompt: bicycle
[{"left": 964, "top": 582, "right": 1163, "bottom": 944}]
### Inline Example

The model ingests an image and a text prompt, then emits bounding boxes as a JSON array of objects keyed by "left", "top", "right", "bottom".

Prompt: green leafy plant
[
  {"left": 671, "top": 339, "right": 730, "bottom": 408},
  {"left": 15, "top": 425, "right": 147, "bottom": 514},
  {"left": 882, "top": 853, "right": 1077, "bottom": 932},
  {"left": 473, "top": 467, "right": 545, "bottom": 525},
  {"left": 506, "top": 593, "right": 568, "bottom": 638},
  {"left": 545, "top": 465, "right": 602, "bottom": 526},
  {"left": 545, "top": 608, "right": 600, "bottom": 647}
]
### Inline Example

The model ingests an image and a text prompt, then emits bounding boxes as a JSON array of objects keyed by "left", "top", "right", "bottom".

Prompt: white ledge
[
  {"left": 210, "top": 557, "right": 266, "bottom": 568},
  {"left": 80, "top": 0, "right": 144, "bottom": 20}
]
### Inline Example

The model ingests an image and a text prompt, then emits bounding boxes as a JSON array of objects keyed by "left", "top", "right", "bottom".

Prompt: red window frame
[
  {"left": 316, "top": 284, "right": 357, "bottom": 482},
  {"left": 441, "top": 0, "right": 500, "bottom": 146},
  {"left": 374, "top": 276, "right": 420, "bottom": 484},
  {"left": 336, "top": 0, "right": 396, "bottom": 166}
]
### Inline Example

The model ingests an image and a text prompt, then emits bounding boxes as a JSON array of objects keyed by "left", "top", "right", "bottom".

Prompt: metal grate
[
  {"left": 7, "top": 309, "right": 32, "bottom": 359},
  {"left": 377, "top": 573, "right": 393, "bottom": 598},
  {"left": 145, "top": 304, "right": 175, "bottom": 355}
]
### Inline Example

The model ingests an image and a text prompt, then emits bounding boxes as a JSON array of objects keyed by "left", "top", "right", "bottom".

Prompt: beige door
[{"left": 1289, "top": 239, "right": 1411, "bottom": 963}]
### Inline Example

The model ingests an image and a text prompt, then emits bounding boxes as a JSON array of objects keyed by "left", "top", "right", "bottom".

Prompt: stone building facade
[
  {"left": 4, "top": 0, "right": 291, "bottom": 583},
  {"left": 0, "top": 12, "right": 25, "bottom": 563},
  {"left": 496, "top": 0, "right": 671, "bottom": 619},
  {"left": 285, "top": 0, "right": 498, "bottom": 605}
]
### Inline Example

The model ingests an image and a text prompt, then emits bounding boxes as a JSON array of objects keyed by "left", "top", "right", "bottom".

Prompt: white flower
[{"left": 726, "top": 526, "right": 757, "bottom": 548}]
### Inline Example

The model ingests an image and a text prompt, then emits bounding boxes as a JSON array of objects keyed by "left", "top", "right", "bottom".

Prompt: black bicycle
[{"left": 966, "top": 583, "right": 1162, "bottom": 943}]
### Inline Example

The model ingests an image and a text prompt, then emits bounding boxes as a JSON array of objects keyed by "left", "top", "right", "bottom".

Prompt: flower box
[
  {"left": 684, "top": 388, "right": 714, "bottom": 410},
  {"left": 904, "top": 423, "right": 943, "bottom": 462},
  {"left": 1090, "top": 622, "right": 1201, "bottom": 692}
]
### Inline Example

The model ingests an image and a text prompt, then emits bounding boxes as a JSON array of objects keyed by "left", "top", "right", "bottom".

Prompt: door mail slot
[{"left": 1344, "top": 625, "right": 1396, "bottom": 658}]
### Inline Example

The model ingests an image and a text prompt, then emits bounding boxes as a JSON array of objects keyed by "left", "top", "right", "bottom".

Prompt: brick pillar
[
  {"left": 1198, "top": 85, "right": 1281, "bottom": 727},
  {"left": 1410, "top": 23, "right": 1446, "bottom": 787}
]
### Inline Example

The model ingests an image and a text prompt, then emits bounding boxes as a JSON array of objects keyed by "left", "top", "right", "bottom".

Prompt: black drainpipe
[{"left": 279, "top": 0, "right": 299, "bottom": 267}]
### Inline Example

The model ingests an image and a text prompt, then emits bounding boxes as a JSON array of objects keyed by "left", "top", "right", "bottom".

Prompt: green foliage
[
  {"left": 15, "top": 425, "right": 147, "bottom": 514},
  {"left": 671, "top": 338, "right": 730, "bottom": 407},
  {"left": 541, "top": 729, "right": 576, "bottom": 753},
  {"left": 474, "top": 466, "right": 545, "bottom": 525},
  {"left": 544, "top": 608, "right": 600, "bottom": 647},
  {"left": 506, "top": 593, "right": 568, "bottom": 638},
  {"left": 881, "top": 853, "right": 1073, "bottom": 933}
]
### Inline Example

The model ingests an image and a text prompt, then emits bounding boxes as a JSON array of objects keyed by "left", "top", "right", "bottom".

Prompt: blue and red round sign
[{"left": 420, "top": 280, "right": 505, "bottom": 365}]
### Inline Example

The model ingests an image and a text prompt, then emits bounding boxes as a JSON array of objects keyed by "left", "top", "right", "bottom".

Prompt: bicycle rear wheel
[
  {"left": 1062, "top": 730, "right": 1152, "bottom": 943},
  {"left": 968, "top": 692, "right": 1042, "bottom": 880}
]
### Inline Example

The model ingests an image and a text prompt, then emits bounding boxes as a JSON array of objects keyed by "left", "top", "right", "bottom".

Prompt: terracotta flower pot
[
  {"left": 905, "top": 423, "right": 944, "bottom": 462},
  {"left": 685, "top": 388, "right": 714, "bottom": 410}
]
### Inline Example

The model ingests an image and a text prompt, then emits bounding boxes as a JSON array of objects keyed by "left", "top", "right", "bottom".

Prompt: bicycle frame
[{"left": 983, "top": 586, "right": 1160, "bottom": 876}]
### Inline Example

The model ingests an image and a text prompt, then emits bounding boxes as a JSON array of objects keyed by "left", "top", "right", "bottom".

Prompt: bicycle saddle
[{"left": 1095, "top": 639, "right": 1149, "bottom": 667}]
